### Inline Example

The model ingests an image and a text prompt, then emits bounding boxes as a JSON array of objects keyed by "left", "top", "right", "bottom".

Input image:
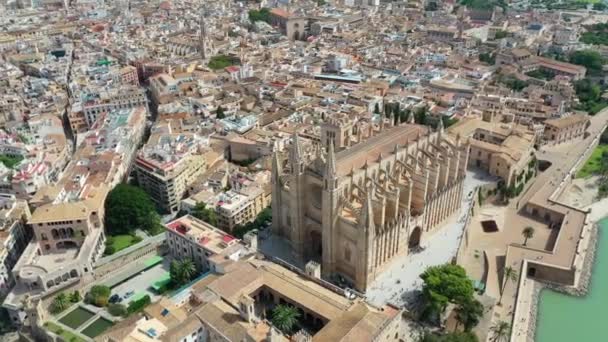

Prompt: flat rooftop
[{"left": 165, "top": 215, "right": 238, "bottom": 255}]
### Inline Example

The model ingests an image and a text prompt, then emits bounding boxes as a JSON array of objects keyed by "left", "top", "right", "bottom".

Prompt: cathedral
[{"left": 271, "top": 116, "right": 470, "bottom": 292}]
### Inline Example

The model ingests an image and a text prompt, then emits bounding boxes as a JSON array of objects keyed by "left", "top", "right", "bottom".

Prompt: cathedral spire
[
  {"left": 325, "top": 140, "right": 337, "bottom": 179},
  {"left": 271, "top": 143, "right": 282, "bottom": 183},
  {"left": 290, "top": 131, "right": 302, "bottom": 161},
  {"left": 438, "top": 116, "right": 444, "bottom": 136},
  {"left": 360, "top": 185, "right": 375, "bottom": 232},
  {"left": 289, "top": 131, "right": 303, "bottom": 175}
]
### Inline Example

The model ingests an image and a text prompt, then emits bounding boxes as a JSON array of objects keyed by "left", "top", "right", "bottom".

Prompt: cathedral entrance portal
[
  {"left": 310, "top": 231, "right": 323, "bottom": 260},
  {"left": 409, "top": 226, "right": 422, "bottom": 250}
]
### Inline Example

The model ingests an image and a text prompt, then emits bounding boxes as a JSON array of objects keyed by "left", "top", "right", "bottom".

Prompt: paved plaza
[{"left": 366, "top": 170, "right": 497, "bottom": 307}]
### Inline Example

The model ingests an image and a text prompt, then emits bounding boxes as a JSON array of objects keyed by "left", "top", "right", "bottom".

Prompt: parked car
[{"left": 109, "top": 294, "right": 120, "bottom": 304}]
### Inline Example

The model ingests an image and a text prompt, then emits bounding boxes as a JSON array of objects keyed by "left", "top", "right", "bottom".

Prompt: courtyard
[{"left": 108, "top": 258, "right": 170, "bottom": 304}]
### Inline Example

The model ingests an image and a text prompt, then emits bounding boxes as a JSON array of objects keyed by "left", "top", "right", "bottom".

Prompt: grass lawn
[
  {"left": 58, "top": 307, "right": 95, "bottom": 329},
  {"left": 105, "top": 234, "right": 141, "bottom": 255},
  {"left": 44, "top": 322, "right": 87, "bottom": 342},
  {"left": 577, "top": 144, "right": 608, "bottom": 178},
  {"left": 111, "top": 235, "right": 136, "bottom": 251},
  {"left": 81, "top": 318, "right": 114, "bottom": 338}
]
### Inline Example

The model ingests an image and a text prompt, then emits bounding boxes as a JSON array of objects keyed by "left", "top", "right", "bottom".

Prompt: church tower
[
  {"left": 321, "top": 141, "right": 339, "bottom": 278},
  {"left": 271, "top": 143, "right": 282, "bottom": 236},
  {"left": 289, "top": 132, "right": 306, "bottom": 260},
  {"left": 357, "top": 185, "right": 376, "bottom": 290}
]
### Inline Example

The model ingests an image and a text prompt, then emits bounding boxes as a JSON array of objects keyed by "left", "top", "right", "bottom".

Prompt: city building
[
  {"left": 272, "top": 120, "right": 469, "bottom": 291},
  {"left": 449, "top": 116, "right": 536, "bottom": 187},
  {"left": 3, "top": 186, "right": 108, "bottom": 324},
  {"left": 165, "top": 215, "right": 254, "bottom": 273},
  {"left": 135, "top": 129, "right": 209, "bottom": 214},
  {"left": 543, "top": 114, "right": 589, "bottom": 145},
  {"left": 98, "top": 257, "right": 404, "bottom": 342},
  {"left": 214, "top": 185, "right": 270, "bottom": 232},
  {"left": 0, "top": 194, "right": 31, "bottom": 296}
]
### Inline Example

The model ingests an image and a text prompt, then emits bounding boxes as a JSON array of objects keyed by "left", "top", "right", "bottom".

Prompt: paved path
[{"left": 366, "top": 170, "right": 497, "bottom": 307}]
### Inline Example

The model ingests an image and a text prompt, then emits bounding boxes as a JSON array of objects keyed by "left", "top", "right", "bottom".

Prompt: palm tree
[
  {"left": 455, "top": 298, "right": 484, "bottom": 331},
  {"left": 271, "top": 304, "right": 300, "bottom": 335},
  {"left": 69, "top": 290, "right": 81, "bottom": 303},
  {"left": 490, "top": 320, "right": 511, "bottom": 342},
  {"left": 522, "top": 226, "right": 535, "bottom": 246},
  {"left": 178, "top": 259, "right": 196, "bottom": 283},
  {"left": 498, "top": 266, "right": 519, "bottom": 305},
  {"left": 52, "top": 293, "right": 69, "bottom": 313}
]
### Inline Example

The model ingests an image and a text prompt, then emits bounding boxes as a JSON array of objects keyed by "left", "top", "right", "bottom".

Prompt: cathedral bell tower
[
  {"left": 289, "top": 132, "right": 306, "bottom": 260},
  {"left": 271, "top": 142, "right": 282, "bottom": 236},
  {"left": 357, "top": 185, "right": 376, "bottom": 290},
  {"left": 321, "top": 141, "right": 339, "bottom": 279}
]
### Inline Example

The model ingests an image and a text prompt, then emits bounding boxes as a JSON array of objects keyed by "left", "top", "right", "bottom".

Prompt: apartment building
[
  {"left": 149, "top": 73, "right": 180, "bottom": 105},
  {"left": 214, "top": 185, "right": 270, "bottom": 232},
  {"left": 543, "top": 114, "right": 589, "bottom": 145},
  {"left": 68, "top": 86, "right": 148, "bottom": 133},
  {"left": 0, "top": 114, "right": 70, "bottom": 199},
  {"left": 135, "top": 130, "right": 208, "bottom": 214},
  {"left": 165, "top": 215, "right": 254, "bottom": 273},
  {"left": 0, "top": 194, "right": 31, "bottom": 296}
]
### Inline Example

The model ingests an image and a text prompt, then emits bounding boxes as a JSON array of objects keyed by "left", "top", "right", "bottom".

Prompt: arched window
[
  {"left": 68, "top": 228, "right": 74, "bottom": 237},
  {"left": 41, "top": 233, "right": 48, "bottom": 241},
  {"left": 51, "top": 229, "right": 59, "bottom": 239}
]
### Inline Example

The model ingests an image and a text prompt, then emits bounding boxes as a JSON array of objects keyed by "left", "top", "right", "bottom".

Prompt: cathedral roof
[{"left": 335, "top": 124, "right": 427, "bottom": 177}]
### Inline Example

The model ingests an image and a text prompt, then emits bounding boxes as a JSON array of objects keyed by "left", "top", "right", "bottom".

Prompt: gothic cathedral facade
[{"left": 271, "top": 120, "right": 470, "bottom": 292}]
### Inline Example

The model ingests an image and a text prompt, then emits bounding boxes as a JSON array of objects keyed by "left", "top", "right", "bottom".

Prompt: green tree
[
  {"left": 105, "top": 184, "right": 162, "bottom": 235},
  {"left": 494, "top": 30, "right": 508, "bottom": 39},
  {"left": 85, "top": 285, "right": 111, "bottom": 307},
  {"left": 415, "top": 106, "right": 428, "bottom": 125},
  {"left": 425, "top": 2, "right": 438, "bottom": 11},
  {"left": 51, "top": 293, "right": 70, "bottom": 313},
  {"left": 574, "top": 79, "right": 601, "bottom": 103},
  {"left": 69, "top": 291, "right": 81, "bottom": 303},
  {"left": 271, "top": 304, "right": 300, "bottom": 335},
  {"left": 570, "top": 50, "right": 605, "bottom": 73},
  {"left": 421, "top": 331, "right": 479, "bottom": 342},
  {"left": 420, "top": 264, "right": 475, "bottom": 321},
  {"left": 479, "top": 52, "right": 495, "bottom": 65},
  {"left": 192, "top": 202, "right": 218, "bottom": 226},
  {"left": 216, "top": 106, "right": 226, "bottom": 119},
  {"left": 498, "top": 266, "right": 518, "bottom": 305},
  {"left": 490, "top": 321, "right": 511, "bottom": 342},
  {"left": 108, "top": 303, "right": 127, "bottom": 317},
  {"left": 594, "top": 3, "right": 607, "bottom": 11},
  {"left": 522, "top": 226, "right": 535, "bottom": 246},
  {"left": 455, "top": 298, "right": 484, "bottom": 331},
  {"left": 248, "top": 8, "right": 271, "bottom": 23},
  {"left": 170, "top": 258, "right": 197, "bottom": 286},
  {"left": 0, "top": 155, "right": 24, "bottom": 169},
  {"left": 127, "top": 295, "right": 151, "bottom": 314}
]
